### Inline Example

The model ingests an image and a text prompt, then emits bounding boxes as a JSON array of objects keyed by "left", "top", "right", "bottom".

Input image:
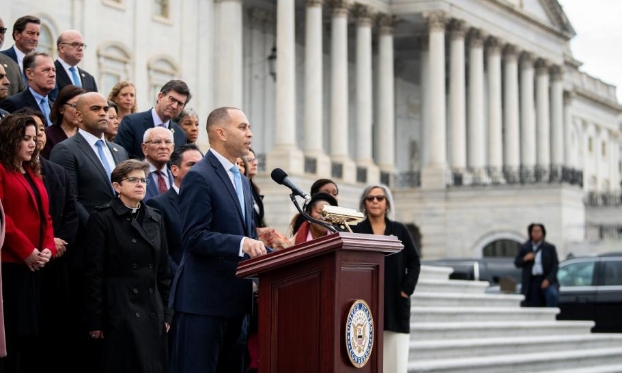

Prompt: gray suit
[{"left": 0, "top": 53, "right": 26, "bottom": 96}]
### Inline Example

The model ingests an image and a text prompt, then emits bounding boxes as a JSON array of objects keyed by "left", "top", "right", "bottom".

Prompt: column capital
[
  {"left": 424, "top": 10, "right": 447, "bottom": 32},
  {"left": 328, "top": 0, "right": 350, "bottom": 16},
  {"left": 468, "top": 28, "right": 486, "bottom": 47},
  {"left": 503, "top": 44, "right": 520, "bottom": 61},
  {"left": 377, "top": 14, "right": 398, "bottom": 35},
  {"left": 249, "top": 8, "right": 270, "bottom": 28},
  {"left": 535, "top": 58, "right": 551, "bottom": 75},
  {"left": 520, "top": 51, "right": 536, "bottom": 66},
  {"left": 486, "top": 36, "right": 502, "bottom": 54},
  {"left": 353, "top": 4, "right": 375, "bottom": 26},
  {"left": 306, "top": 0, "right": 324, "bottom": 7},
  {"left": 564, "top": 90, "right": 576, "bottom": 105},
  {"left": 419, "top": 34, "right": 429, "bottom": 50},
  {"left": 550, "top": 65, "right": 564, "bottom": 81},
  {"left": 448, "top": 19, "right": 468, "bottom": 40}
]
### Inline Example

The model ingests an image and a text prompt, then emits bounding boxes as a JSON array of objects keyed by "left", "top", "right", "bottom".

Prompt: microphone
[{"left": 270, "top": 168, "right": 311, "bottom": 201}]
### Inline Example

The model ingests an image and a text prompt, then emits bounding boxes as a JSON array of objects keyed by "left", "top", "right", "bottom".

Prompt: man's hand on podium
[{"left": 243, "top": 238, "right": 268, "bottom": 258}]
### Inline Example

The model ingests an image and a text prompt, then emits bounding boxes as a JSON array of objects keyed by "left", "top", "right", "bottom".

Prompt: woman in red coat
[{"left": 0, "top": 114, "right": 56, "bottom": 373}]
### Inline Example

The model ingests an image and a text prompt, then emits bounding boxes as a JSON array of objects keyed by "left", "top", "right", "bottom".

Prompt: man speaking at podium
[{"left": 169, "top": 107, "right": 268, "bottom": 373}]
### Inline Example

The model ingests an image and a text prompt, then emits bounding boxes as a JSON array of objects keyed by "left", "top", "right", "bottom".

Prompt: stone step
[
  {"left": 413, "top": 292, "right": 524, "bottom": 308},
  {"left": 419, "top": 265, "right": 453, "bottom": 281},
  {"left": 415, "top": 278, "right": 490, "bottom": 294},
  {"left": 410, "top": 306, "right": 558, "bottom": 323},
  {"left": 535, "top": 363, "right": 622, "bottom": 373},
  {"left": 409, "top": 320, "right": 594, "bottom": 340},
  {"left": 409, "top": 334, "right": 622, "bottom": 360},
  {"left": 408, "top": 347, "right": 622, "bottom": 373}
]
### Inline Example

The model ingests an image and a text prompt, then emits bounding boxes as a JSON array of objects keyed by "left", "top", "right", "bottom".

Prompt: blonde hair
[{"left": 108, "top": 81, "right": 137, "bottom": 113}]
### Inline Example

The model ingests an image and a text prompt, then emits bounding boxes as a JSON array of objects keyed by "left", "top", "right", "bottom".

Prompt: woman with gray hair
[
  {"left": 175, "top": 107, "right": 199, "bottom": 144},
  {"left": 352, "top": 184, "right": 421, "bottom": 373}
]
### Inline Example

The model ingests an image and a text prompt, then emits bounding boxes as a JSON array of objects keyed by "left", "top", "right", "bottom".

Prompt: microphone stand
[{"left": 289, "top": 193, "right": 340, "bottom": 234}]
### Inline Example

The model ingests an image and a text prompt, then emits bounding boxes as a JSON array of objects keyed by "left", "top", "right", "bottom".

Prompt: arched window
[
  {"left": 147, "top": 56, "right": 179, "bottom": 99},
  {"left": 154, "top": 0, "right": 170, "bottom": 19},
  {"left": 38, "top": 23, "right": 55, "bottom": 57},
  {"left": 482, "top": 239, "right": 521, "bottom": 257},
  {"left": 97, "top": 42, "right": 132, "bottom": 96}
]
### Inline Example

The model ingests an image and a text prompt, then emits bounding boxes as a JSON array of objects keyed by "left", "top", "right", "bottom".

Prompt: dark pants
[
  {"left": 525, "top": 275, "right": 559, "bottom": 307},
  {"left": 170, "top": 312, "right": 249, "bottom": 373}
]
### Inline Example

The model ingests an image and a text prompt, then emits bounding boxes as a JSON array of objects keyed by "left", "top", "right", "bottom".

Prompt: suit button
[
  {"left": 132, "top": 239, "right": 137, "bottom": 243},
  {"left": 135, "top": 312, "right": 140, "bottom": 318},
  {"left": 133, "top": 288, "right": 138, "bottom": 294},
  {"left": 148, "top": 263, "right": 153, "bottom": 269},
  {"left": 149, "top": 288, "right": 154, "bottom": 294},
  {"left": 150, "top": 313, "right": 156, "bottom": 319},
  {"left": 126, "top": 217, "right": 131, "bottom": 221},
  {"left": 132, "top": 263, "right": 138, "bottom": 269}
]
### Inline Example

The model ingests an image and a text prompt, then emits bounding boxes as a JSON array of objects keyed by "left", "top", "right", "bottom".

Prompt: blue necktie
[
  {"left": 230, "top": 165, "right": 245, "bottom": 220},
  {"left": 40, "top": 97, "right": 52, "bottom": 126},
  {"left": 95, "top": 140, "right": 113, "bottom": 181},
  {"left": 69, "top": 66, "right": 82, "bottom": 87}
]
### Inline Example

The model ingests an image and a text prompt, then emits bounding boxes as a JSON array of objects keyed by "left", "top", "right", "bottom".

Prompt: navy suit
[
  {"left": 48, "top": 60, "right": 98, "bottom": 101},
  {"left": 1, "top": 47, "right": 19, "bottom": 64},
  {"left": 143, "top": 167, "right": 174, "bottom": 202},
  {"left": 169, "top": 150, "right": 256, "bottom": 373},
  {"left": 0, "top": 87, "right": 53, "bottom": 113},
  {"left": 115, "top": 110, "right": 187, "bottom": 159},
  {"left": 146, "top": 187, "right": 183, "bottom": 275}
]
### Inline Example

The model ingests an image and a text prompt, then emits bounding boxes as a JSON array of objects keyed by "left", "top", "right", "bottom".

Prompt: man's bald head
[{"left": 57, "top": 29, "right": 85, "bottom": 66}]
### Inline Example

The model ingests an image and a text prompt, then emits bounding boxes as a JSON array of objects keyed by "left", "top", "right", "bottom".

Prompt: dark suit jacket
[
  {"left": 48, "top": 60, "right": 98, "bottom": 101},
  {"left": 146, "top": 187, "right": 182, "bottom": 274},
  {"left": 115, "top": 109, "right": 187, "bottom": 159},
  {"left": 514, "top": 240, "right": 559, "bottom": 299},
  {"left": 0, "top": 53, "right": 26, "bottom": 96},
  {"left": 0, "top": 87, "right": 53, "bottom": 113},
  {"left": 40, "top": 158, "right": 79, "bottom": 246},
  {"left": 171, "top": 150, "right": 256, "bottom": 317},
  {"left": 41, "top": 125, "right": 69, "bottom": 159},
  {"left": 144, "top": 167, "right": 174, "bottom": 202},
  {"left": 1, "top": 47, "right": 18, "bottom": 64}
]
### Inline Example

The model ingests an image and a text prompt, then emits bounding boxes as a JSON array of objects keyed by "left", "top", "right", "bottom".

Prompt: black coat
[
  {"left": 352, "top": 218, "right": 421, "bottom": 333},
  {"left": 84, "top": 198, "right": 172, "bottom": 373},
  {"left": 514, "top": 240, "right": 559, "bottom": 299}
]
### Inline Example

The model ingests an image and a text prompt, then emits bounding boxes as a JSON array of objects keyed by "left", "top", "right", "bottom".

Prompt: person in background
[
  {"left": 142, "top": 127, "right": 175, "bottom": 202},
  {"left": 0, "top": 114, "right": 56, "bottom": 372},
  {"left": 236, "top": 156, "right": 247, "bottom": 175},
  {"left": 310, "top": 178, "right": 339, "bottom": 201},
  {"left": 0, "top": 64, "right": 11, "bottom": 118},
  {"left": 0, "top": 15, "right": 40, "bottom": 79},
  {"left": 41, "top": 85, "right": 84, "bottom": 159},
  {"left": 290, "top": 192, "right": 338, "bottom": 245},
  {"left": 104, "top": 100, "right": 120, "bottom": 142},
  {"left": 49, "top": 29, "right": 97, "bottom": 101},
  {"left": 176, "top": 107, "right": 200, "bottom": 144},
  {"left": 84, "top": 159, "right": 172, "bottom": 373},
  {"left": 245, "top": 148, "right": 264, "bottom": 229},
  {"left": 352, "top": 184, "right": 421, "bottom": 373},
  {"left": 108, "top": 81, "right": 137, "bottom": 123},
  {"left": 515, "top": 223, "right": 559, "bottom": 308},
  {"left": 0, "top": 17, "right": 26, "bottom": 97}
]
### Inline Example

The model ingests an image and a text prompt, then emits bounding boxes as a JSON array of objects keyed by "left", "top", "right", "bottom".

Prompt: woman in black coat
[
  {"left": 352, "top": 184, "right": 421, "bottom": 373},
  {"left": 84, "top": 159, "right": 172, "bottom": 373}
]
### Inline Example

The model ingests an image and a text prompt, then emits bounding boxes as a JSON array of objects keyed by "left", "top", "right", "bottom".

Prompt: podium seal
[{"left": 345, "top": 299, "right": 374, "bottom": 368}]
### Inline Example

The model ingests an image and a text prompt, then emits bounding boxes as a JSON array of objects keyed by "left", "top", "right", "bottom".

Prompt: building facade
[{"left": 3, "top": 0, "right": 620, "bottom": 258}]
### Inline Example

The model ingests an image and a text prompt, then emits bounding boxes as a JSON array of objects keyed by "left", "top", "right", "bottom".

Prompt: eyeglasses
[
  {"left": 166, "top": 95, "right": 186, "bottom": 108},
  {"left": 122, "top": 177, "right": 147, "bottom": 184},
  {"left": 60, "top": 42, "right": 87, "bottom": 49},
  {"left": 365, "top": 195, "right": 386, "bottom": 202},
  {"left": 246, "top": 158, "right": 257, "bottom": 163},
  {"left": 145, "top": 139, "right": 174, "bottom": 146},
  {"left": 0, "top": 28, "right": 7, "bottom": 34},
  {"left": 64, "top": 103, "right": 77, "bottom": 108}
]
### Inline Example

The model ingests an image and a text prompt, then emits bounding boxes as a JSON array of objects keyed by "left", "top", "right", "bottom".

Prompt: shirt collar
[
  {"left": 57, "top": 57, "right": 77, "bottom": 69},
  {"left": 151, "top": 107, "right": 170, "bottom": 129},
  {"left": 147, "top": 161, "right": 169, "bottom": 176},
  {"left": 29, "top": 87, "right": 48, "bottom": 102},
  {"left": 209, "top": 148, "right": 235, "bottom": 174},
  {"left": 78, "top": 128, "right": 106, "bottom": 147},
  {"left": 13, "top": 46, "right": 25, "bottom": 62}
]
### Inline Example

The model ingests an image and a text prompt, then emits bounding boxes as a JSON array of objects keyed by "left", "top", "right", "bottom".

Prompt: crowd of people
[{"left": 0, "top": 13, "right": 427, "bottom": 373}]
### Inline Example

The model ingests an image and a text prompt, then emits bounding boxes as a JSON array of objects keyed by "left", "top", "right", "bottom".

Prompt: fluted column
[
  {"left": 266, "top": 0, "right": 304, "bottom": 172},
  {"left": 419, "top": 37, "right": 430, "bottom": 170},
  {"left": 564, "top": 92, "right": 575, "bottom": 167},
  {"left": 354, "top": 5, "right": 374, "bottom": 164},
  {"left": 487, "top": 36, "right": 503, "bottom": 181},
  {"left": 610, "top": 132, "right": 620, "bottom": 190},
  {"left": 503, "top": 45, "right": 520, "bottom": 176},
  {"left": 448, "top": 19, "right": 467, "bottom": 171},
  {"left": 536, "top": 59, "right": 551, "bottom": 172},
  {"left": 520, "top": 52, "right": 536, "bottom": 174},
  {"left": 468, "top": 29, "right": 486, "bottom": 176},
  {"left": 377, "top": 15, "right": 396, "bottom": 174},
  {"left": 304, "top": 0, "right": 331, "bottom": 175},
  {"left": 215, "top": 0, "right": 243, "bottom": 107},
  {"left": 329, "top": 0, "right": 356, "bottom": 180},
  {"left": 421, "top": 10, "right": 448, "bottom": 189},
  {"left": 550, "top": 65, "right": 564, "bottom": 169}
]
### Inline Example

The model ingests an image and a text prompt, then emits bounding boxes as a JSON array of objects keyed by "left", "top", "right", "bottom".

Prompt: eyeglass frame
[
  {"left": 165, "top": 95, "right": 186, "bottom": 108},
  {"left": 59, "top": 42, "right": 87, "bottom": 49},
  {"left": 144, "top": 139, "right": 174, "bottom": 146},
  {"left": 121, "top": 177, "right": 148, "bottom": 185},
  {"left": 0, "top": 28, "right": 7, "bottom": 35},
  {"left": 365, "top": 195, "right": 386, "bottom": 202},
  {"left": 63, "top": 103, "right": 77, "bottom": 108}
]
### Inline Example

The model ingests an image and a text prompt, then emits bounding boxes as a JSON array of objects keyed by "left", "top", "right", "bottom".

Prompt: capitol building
[{"left": 5, "top": 0, "right": 620, "bottom": 259}]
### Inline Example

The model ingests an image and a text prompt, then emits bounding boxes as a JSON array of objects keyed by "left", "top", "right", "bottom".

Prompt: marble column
[
  {"left": 520, "top": 52, "right": 536, "bottom": 176},
  {"left": 214, "top": 0, "right": 243, "bottom": 108},
  {"left": 467, "top": 29, "right": 486, "bottom": 178},
  {"left": 487, "top": 36, "right": 503, "bottom": 182},
  {"left": 550, "top": 65, "right": 564, "bottom": 169},
  {"left": 503, "top": 45, "right": 520, "bottom": 177},
  {"left": 266, "top": 0, "right": 304, "bottom": 172},
  {"left": 610, "top": 133, "right": 621, "bottom": 190},
  {"left": 329, "top": 0, "right": 355, "bottom": 180},
  {"left": 563, "top": 91, "right": 575, "bottom": 168},
  {"left": 304, "top": 0, "right": 330, "bottom": 175},
  {"left": 377, "top": 15, "right": 396, "bottom": 175},
  {"left": 354, "top": 5, "right": 374, "bottom": 165},
  {"left": 448, "top": 19, "right": 467, "bottom": 171},
  {"left": 419, "top": 37, "right": 430, "bottom": 170},
  {"left": 535, "top": 59, "right": 551, "bottom": 174},
  {"left": 421, "top": 10, "right": 448, "bottom": 189}
]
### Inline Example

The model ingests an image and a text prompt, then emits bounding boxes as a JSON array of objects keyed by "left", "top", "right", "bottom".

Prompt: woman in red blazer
[{"left": 0, "top": 114, "right": 56, "bottom": 372}]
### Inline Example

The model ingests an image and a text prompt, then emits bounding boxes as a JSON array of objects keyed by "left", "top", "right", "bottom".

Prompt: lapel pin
[
  {"left": 112, "top": 147, "right": 118, "bottom": 152},
  {"left": 170, "top": 128, "right": 175, "bottom": 135},
  {"left": 81, "top": 73, "right": 85, "bottom": 77},
  {"left": 2, "top": 64, "right": 7, "bottom": 68}
]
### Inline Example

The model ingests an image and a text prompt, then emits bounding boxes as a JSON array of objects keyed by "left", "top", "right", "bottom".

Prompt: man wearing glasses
[
  {"left": 49, "top": 29, "right": 98, "bottom": 101},
  {"left": 141, "top": 127, "right": 175, "bottom": 201},
  {"left": 0, "top": 17, "right": 26, "bottom": 96},
  {"left": 115, "top": 79, "right": 191, "bottom": 159}
]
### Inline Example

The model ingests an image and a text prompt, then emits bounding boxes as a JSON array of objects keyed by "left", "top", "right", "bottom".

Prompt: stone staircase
[{"left": 407, "top": 265, "right": 622, "bottom": 373}]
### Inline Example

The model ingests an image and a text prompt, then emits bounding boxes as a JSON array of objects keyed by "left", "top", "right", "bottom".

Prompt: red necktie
[{"left": 157, "top": 171, "right": 167, "bottom": 194}]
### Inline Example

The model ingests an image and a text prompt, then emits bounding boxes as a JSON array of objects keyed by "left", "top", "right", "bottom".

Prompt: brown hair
[
  {"left": 50, "top": 85, "right": 85, "bottom": 126},
  {"left": 108, "top": 81, "right": 137, "bottom": 113},
  {"left": 111, "top": 159, "right": 149, "bottom": 184},
  {"left": 11, "top": 15, "right": 40, "bottom": 41},
  {"left": 0, "top": 114, "right": 41, "bottom": 176}
]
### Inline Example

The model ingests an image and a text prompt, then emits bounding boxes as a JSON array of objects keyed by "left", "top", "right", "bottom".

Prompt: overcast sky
[{"left": 558, "top": 0, "right": 622, "bottom": 102}]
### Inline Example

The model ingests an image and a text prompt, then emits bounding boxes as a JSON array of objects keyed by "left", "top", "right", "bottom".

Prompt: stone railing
[{"left": 584, "top": 191, "right": 622, "bottom": 207}]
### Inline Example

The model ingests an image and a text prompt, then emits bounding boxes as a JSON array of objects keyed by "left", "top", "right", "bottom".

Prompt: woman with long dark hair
[{"left": 41, "top": 85, "right": 85, "bottom": 159}]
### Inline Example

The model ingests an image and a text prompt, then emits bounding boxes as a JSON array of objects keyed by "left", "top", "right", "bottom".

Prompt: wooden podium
[{"left": 237, "top": 232, "right": 403, "bottom": 372}]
